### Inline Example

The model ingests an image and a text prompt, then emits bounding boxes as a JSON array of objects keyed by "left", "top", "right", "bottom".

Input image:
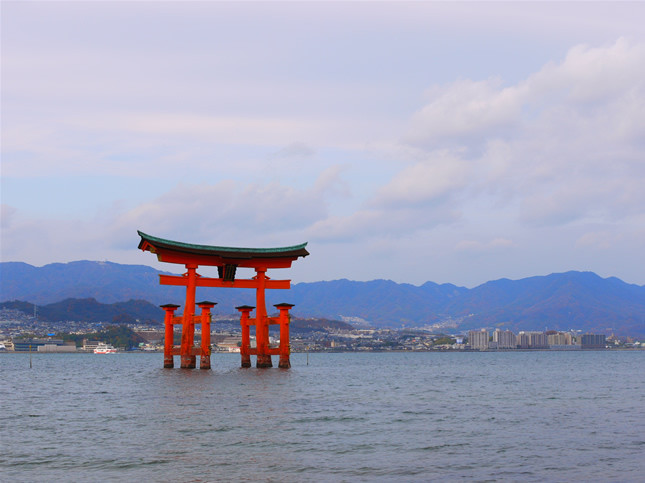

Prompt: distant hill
[
  {"left": 290, "top": 317, "right": 354, "bottom": 333},
  {"left": 1, "top": 261, "right": 644, "bottom": 335},
  {"left": 438, "top": 272, "right": 645, "bottom": 335},
  {"left": 0, "top": 298, "right": 354, "bottom": 332},
  {"left": 0, "top": 298, "right": 163, "bottom": 324},
  {"left": 0, "top": 261, "right": 186, "bottom": 305},
  {"left": 289, "top": 279, "right": 467, "bottom": 326}
]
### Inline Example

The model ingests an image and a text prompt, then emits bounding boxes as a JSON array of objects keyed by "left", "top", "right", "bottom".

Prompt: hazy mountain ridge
[
  {"left": 1, "top": 261, "right": 644, "bottom": 335},
  {"left": 447, "top": 272, "right": 645, "bottom": 334},
  {"left": 0, "top": 298, "right": 163, "bottom": 324},
  {"left": 290, "top": 279, "right": 468, "bottom": 326}
]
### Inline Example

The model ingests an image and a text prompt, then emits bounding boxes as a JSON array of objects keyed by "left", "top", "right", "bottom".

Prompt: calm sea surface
[{"left": 1, "top": 351, "right": 643, "bottom": 482}]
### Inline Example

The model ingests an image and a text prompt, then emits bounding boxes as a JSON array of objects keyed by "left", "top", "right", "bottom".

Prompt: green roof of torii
[{"left": 137, "top": 231, "right": 309, "bottom": 260}]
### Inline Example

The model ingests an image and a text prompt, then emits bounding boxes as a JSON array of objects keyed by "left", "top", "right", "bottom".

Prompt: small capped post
[
  {"left": 197, "top": 301, "right": 217, "bottom": 370},
  {"left": 236, "top": 305, "right": 255, "bottom": 368},
  {"left": 160, "top": 304, "right": 181, "bottom": 368},
  {"left": 274, "top": 303, "right": 295, "bottom": 369}
]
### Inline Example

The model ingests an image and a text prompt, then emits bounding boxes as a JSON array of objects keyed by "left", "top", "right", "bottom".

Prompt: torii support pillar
[
  {"left": 180, "top": 264, "right": 198, "bottom": 369},
  {"left": 255, "top": 267, "right": 272, "bottom": 368},
  {"left": 161, "top": 304, "right": 180, "bottom": 368},
  {"left": 275, "top": 303, "right": 294, "bottom": 369},
  {"left": 197, "top": 301, "right": 216, "bottom": 370}
]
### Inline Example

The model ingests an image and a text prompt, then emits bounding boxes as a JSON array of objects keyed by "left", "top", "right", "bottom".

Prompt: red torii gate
[{"left": 137, "top": 231, "right": 309, "bottom": 369}]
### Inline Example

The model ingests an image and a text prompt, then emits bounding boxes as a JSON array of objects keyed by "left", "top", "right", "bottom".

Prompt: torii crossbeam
[{"left": 137, "top": 231, "right": 309, "bottom": 369}]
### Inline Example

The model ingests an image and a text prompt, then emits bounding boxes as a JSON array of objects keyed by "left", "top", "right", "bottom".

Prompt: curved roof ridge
[{"left": 137, "top": 231, "right": 308, "bottom": 256}]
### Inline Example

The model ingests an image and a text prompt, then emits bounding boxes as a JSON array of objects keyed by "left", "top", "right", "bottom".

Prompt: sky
[{"left": 2, "top": 1, "right": 645, "bottom": 288}]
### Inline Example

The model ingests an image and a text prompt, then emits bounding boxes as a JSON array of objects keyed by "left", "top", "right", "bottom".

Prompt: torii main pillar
[{"left": 137, "top": 231, "right": 308, "bottom": 369}]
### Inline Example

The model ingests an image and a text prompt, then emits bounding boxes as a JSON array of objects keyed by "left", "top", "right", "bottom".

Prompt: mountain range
[
  {"left": 0, "top": 298, "right": 162, "bottom": 325},
  {"left": 1, "top": 261, "right": 644, "bottom": 336}
]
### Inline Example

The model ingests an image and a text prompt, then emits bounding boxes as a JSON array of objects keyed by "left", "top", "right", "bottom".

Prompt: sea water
[{"left": 1, "top": 351, "right": 643, "bottom": 481}]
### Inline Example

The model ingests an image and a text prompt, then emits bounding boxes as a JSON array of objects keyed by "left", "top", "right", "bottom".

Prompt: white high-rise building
[
  {"left": 468, "top": 329, "right": 489, "bottom": 350},
  {"left": 517, "top": 331, "right": 548, "bottom": 349},
  {"left": 547, "top": 332, "right": 572, "bottom": 346},
  {"left": 493, "top": 329, "right": 516, "bottom": 349}
]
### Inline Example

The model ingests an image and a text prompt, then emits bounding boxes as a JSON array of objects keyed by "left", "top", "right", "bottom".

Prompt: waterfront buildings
[
  {"left": 12, "top": 338, "right": 76, "bottom": 352},
  {"left": 581, "top": 333, "right": 606, "bottom": 349},
  {"left": 465, "top": 328, "right": 608, "bottom": 351},
  {"left": 547, "top": 331, "right": 572, "bottom": 346},
  {"left": 516, "top": 331, "right": 549, "bottom": 349},
  {"left": 493, "top": 329, "right": 516, "bottom": 349},
  {"left": 525, "top": 331, "right": 549, "bottom": 349},
  {"left": 468, "top": 329, "right": 489, "bottom": 350}
]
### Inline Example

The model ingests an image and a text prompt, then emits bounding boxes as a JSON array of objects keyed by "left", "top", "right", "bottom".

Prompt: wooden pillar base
[
  {"left": 200, "top": 355, "right": 211, "bottom": 370},
  {"left": 180, "top": 355, "right": 194, "bottom": 368},
  {"left": 241, "top": 354, "right": 251, "bottom": 368},
  {"left": 278, "top": 356, "right": 291, "bottom": 369},
  {"left": 164, "top": 356, "right": 174, "bottom": 368},
  {"left": 256, "top": 354, "right": 272, "bottom": 368}
]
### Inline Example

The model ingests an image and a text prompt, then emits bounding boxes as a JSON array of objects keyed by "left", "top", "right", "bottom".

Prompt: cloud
[
  {"left": 307, "top": 38, "right": 645, "bottom": 245},
  {"left": 1, "top": 205, "right": 17, "bottom": 230},
  {"left": 1, "top": 168, "right": 348, "bottom": 267},
  {"left": 307, "top": 202, "right": 461, "bottom": 243},
  {"left": 455, "top": 238, "right": 515, "bottom": 253},
  {"left": 3, "top": 0, "right": 645, "bottom": 289},
  {"left": 112, "top": 178, "right": 331, "bottom": 246},
  {"left": 575, "top": 231, "right": 619, "bottom": 250},
  {"left": 272, "top": 142, "right": 316, "bottom": 159},
  {"left": 304, "top": 152, "right": 468, "bottom": 242},
  {"left": 404, "top": 38, "right": 645, "bottom": 228},
  {"left": 371, "top": 151, "right": 470, "bottom": 208},
  {"left": 526, "top": 38, "right": 645, "bottom": 106},
  {"left": 1, "top": 211, "right": 105, "bottom": 266},
  {"left": 405, "top": 78, "right": 523, "bottom": 149}
]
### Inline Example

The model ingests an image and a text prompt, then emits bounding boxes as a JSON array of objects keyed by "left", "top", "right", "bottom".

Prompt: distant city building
[
  {"left": 516, "top": 332, "right": 530, "bottom": 349},
  {"left": 493, "top": 329, "right": 516, "bottom": 349},
  {"left": 517, "top": 331, "right": 548, "bottom": 349},
  {"left": 547, "top": 332, "right": 572, "bottom": 346},
  {"left": 12, "top": 338, "right": 75, "bottom": 352},
  {"left": 38, "top": 343, "right": 76, "bottom": 353},
  {"left": 581, "top": 334, "right": 606, "bottom": 349},
  {"left": 528, "top": 332, "right": 548, "bottom": 349},
  {"left": 468, "top": 329, "right": 489, "bottom": 350}
]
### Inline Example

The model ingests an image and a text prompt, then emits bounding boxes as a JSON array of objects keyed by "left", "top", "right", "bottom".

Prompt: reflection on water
[{"left": 1, "top": 351, "right": 644, "bottom": 481}]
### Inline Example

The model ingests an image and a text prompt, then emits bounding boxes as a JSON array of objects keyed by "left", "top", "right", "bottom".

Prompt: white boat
[{"left": 94, "top": 343, "right": 117, "bottom": 354}]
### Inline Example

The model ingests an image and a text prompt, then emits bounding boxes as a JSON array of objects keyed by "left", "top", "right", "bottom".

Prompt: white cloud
[
  {"left": 404, "top": 38, "right": 645, "bottom": 229},
  {"left": 575, "top": 231, "right": 619, "bottom": 250},
  {"left": 1, "top": 168, "right": 346, "bottom": 267},
  {"left": 306, "top": 203, "right": 461, "bottom": 243},
  {"left": 272, "top": 142, "right": 316, "bottom": 159},
  {"left": 525, "top": 38, "right": 645, "bottom": 106},
  {"left": 112, "top": 178, "right": 331, "bottom": 245},
  {"left": 455, "top": 238, "right": 515, "bottom": 253},
  {"left": 405, "top": 78, "right": 523, "bottom": 149},
  {"left": 0, "top": 205, "right": 17, "bottom": 230},
  {"left": 3, "top": 1, "right": 645, "bottom": 287},
  {"left": 310, "top": 39, "right": 645, "bottom": 243},
  {"left": 372, "top": 152, "right": 470, "bottom": 208}
]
